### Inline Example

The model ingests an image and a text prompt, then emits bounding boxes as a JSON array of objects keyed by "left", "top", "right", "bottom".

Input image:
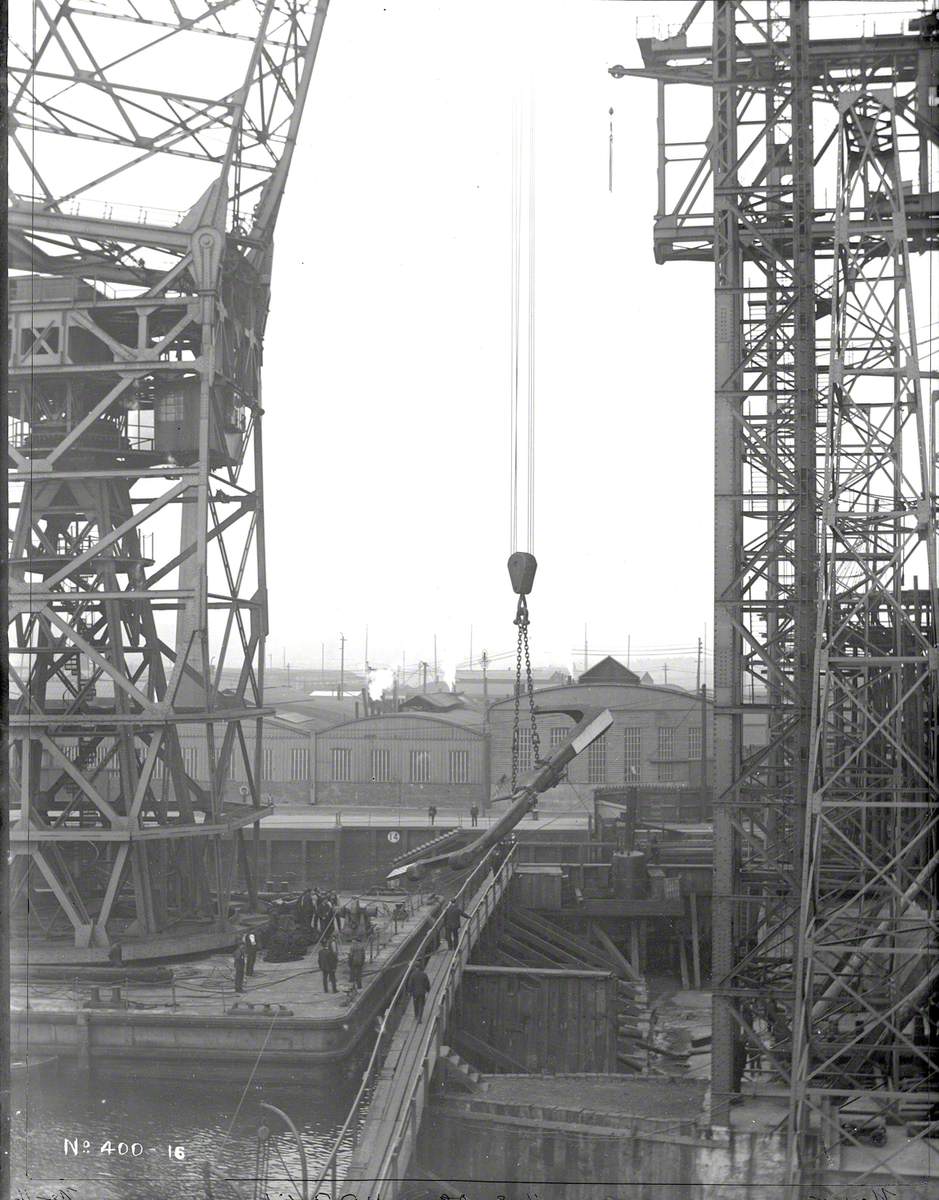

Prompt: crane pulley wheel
[{"left": 507, "top": 551, "right": 537, "bottom": 596}]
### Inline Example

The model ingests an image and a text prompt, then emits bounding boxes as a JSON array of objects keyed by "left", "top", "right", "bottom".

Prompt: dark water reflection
[{"left": 12, "top": 1066, "right": 363, "bottom": 1200}]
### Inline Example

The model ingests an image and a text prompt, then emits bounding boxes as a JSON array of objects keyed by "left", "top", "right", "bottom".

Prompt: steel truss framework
[
  {"left": 790, "top": 88, "right": 939, "bottom": 1185},
  {"left": 7, "top": 1, "right": 329, "bottom": 955},
  {"left": 618, "top": 0, "right": 939, "bottom": 1185}
]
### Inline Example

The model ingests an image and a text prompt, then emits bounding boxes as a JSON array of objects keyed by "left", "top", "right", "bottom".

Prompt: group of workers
[
  {"left": 427, "top": 804, "right": 481, "bottom": 827},
  {"left": 231, "top": 887, "right": 471, "bottom": 1024},
  {"left": 234, "top": 887, "right": 379, "bottom": 994}
]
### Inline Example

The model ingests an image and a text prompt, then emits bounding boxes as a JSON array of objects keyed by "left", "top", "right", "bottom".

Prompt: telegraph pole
[
  {"left": 481, "top": 650, "right": 489, "bottom": 706},
  {"left": 339, "top": 633, "right": 346, "bottom": 700}
]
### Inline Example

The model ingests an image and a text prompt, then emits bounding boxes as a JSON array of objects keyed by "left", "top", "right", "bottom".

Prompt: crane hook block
[{"left": 508, "top": 552, "right": 537, "bottom": 597}]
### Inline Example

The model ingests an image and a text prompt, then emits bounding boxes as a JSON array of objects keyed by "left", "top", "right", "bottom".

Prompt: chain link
[
  {"left": 524, "top": 622, "right": 540, "bottom": 764},
  {"left": 511, "top": 595, "right": 540, "bottom": 793},
  {"left": 512, "top": 619, "right": 523, "bottom": 791}
]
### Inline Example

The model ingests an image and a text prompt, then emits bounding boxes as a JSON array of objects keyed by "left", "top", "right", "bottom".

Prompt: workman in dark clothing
[
  {"left": 318, "top": 941, "right": 338, "bottom": 993},
  {"left": 469, "top": 803, "right": 479, "bottom": 828},
  {"left": 346, "top": 898, "right": 372, "bottom": 939},
  {"left": 243, "top": 932, "right": 258, "bottom": 976},
  {"left": 348, "top": 940, "right": 366, "bottom": 991},
  {"left": 315, "top": 893, "right": 333, "bottom": 939},
  {"left": 428, "top": 804, "right": 437, "bottom": 826},
  {"left": 406, "top": 963, "right": 431, "bottom": 1022},
  {"left": 298, "top": 888, "right": 314, "bottom": 928},
  {"left": 443, "top": 899, "right": 468, "bottom": 950},
  {"left": 107, "top": 942, "right": 123, "bottom": 967},
  {"left": 233, "top": 943, "right": 247, "bottom": 994}
]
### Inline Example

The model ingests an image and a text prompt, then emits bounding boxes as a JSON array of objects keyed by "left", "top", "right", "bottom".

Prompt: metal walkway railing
[{"left": 312, "top": 842, "right": 518, "bottom": 1200}]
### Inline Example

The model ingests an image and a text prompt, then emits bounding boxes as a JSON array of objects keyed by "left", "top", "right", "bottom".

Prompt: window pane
[
  {"left": 449, "top": 749, "right": 469, "bottom": 784},
  {"left": 624, "top": 727, "right": 641, "bottom": 782},
  {"left": 290, "top": 746, "right": 309, "bottom": 781},
  {"left": 515, "top": 727, "right": 533, "bottom": 773},
  {"left": 410, "top": 750, "right": 430, "bottom": 784},
  {"left": 371, "top": 748, "right": 390, "bottom": 782},
  {"left": 657, "top": 727, "right": 674, "bottom": 782},
  {"left": 332, "top": 747, "right": 351, "bottom": 782},
  {"left": 587, "top": 734, "right": 606, "bottom": 784}
]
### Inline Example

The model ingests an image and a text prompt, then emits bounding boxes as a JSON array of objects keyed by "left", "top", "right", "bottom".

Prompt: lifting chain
[{"left": 511, "top": 594, "right": 541, "bottom": 792}]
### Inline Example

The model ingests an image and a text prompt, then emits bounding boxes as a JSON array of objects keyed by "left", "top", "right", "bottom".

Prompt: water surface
[{"left": 13, "top": 1067, "right": 362, "bottom": 1200}]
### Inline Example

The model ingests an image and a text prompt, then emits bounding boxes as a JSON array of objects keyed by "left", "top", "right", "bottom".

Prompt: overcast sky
[{"left": 261, "top": 0, "right": 720, "bottom": 685}]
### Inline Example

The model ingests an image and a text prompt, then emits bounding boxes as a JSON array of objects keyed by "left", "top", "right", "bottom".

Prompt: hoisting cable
[
  {"left": 509, "top": 97, "right": 521, "bottom": 557},
  {"left": 508, "top": 96, "right": 540, "bottom": 797}
]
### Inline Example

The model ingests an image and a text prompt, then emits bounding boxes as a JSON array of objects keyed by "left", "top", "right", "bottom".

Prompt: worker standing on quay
[
  {"left": 233, "top": 942, "right": 247, "bottom": 994},
  {"left": 318, "top": 939, "right": 338, "bottom": 993},
  {"left": 348, "top": 939, "right": 366, "bottom": 991},
  {"left": 428, "top": 804, "right": 437, "bottom": 826},
  {"left": 316, "top": 891, "right": 334, "bottom": 939},
  {"left": 469, "top": 803, "right": 480, "bottom": 828},
  {"left": 298, "top": 887, "right": 315, "bottom": 930},
  {"left": 406, "top": 962, "right": 431, "bottom": 1023},
  {"left": 443, "top": 899, "right": 468, "bottom": 951},
  {"left": 243, "top": 931, "right": 258, "bottom": 976}
]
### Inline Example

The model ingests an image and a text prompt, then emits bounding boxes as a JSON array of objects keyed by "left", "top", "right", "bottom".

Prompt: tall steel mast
[
  {"left": 7, "top": 0, "right": 329, "bottom": 958},
  {"left": 616, "top": 0, "right": 939, "bottom": 1178}
]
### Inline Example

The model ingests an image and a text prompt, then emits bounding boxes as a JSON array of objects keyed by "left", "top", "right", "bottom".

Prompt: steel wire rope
[
  {"left": 510, "top": 97, "right": 522, "bottom": 557},
  {"left": 213, "top": 1006, "right": 282, "bottom": 1166},
  {"left": 527, "top": 99, "right": 536, "bottom": 554}
]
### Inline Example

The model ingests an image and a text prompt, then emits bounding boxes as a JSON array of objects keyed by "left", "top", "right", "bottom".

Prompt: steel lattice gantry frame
[
  {"left": 789, "top": 88, "right": 939, "bottom": 1185},
  {"left": 6, "top": 1, "right": 329, "bottom": 957},
  {"left": 614, "top": 0, "right": 939, "bottom": 1149}
]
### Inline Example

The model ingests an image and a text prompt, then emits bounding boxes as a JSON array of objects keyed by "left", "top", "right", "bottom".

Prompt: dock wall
[
  {"left": 419, "top": 1092, "right": 792, "bottom": 1200},
  {"left": 12, "top": 905, "right": 433, "bottom": 1083}
]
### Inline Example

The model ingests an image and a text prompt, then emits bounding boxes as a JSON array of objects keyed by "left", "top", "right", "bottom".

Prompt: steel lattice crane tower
[
  {"left": 615, "top": 0, "right": 939, "bottom": 1187},
  {"left": 7, "top": 1, "right": 329, "bottom": 959}
]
